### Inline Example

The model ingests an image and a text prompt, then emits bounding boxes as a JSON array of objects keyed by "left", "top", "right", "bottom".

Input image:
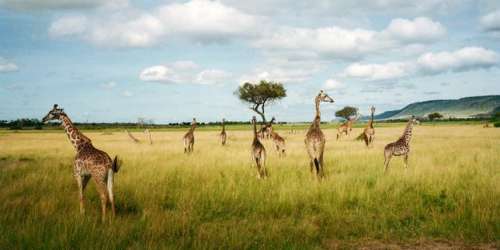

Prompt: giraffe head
[
  {"left": 370, "top": 106, "right": 376, "bottom": 114},
  {"left": 410, "top": 115, "right": 418, "bottom": 124},
  {"left": 191, "top": 118, "right": 197, "bottom": 127},
  {"left": 317, "top": 90, "right": 334, "bottom": 103},
  {"left": 42, "top": 104, "right": 65, "bottom": 123},
  {"left": 252, "top": 116, "right": 257, "bottom": 124}
]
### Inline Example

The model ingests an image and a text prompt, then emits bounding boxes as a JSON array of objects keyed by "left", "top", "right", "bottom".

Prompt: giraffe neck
[
  {"left": 189, "top": 123, "right": 196, "bottom": 133},
  {"left": 253, "top": 120, "right": 258, "bottom": 138},
  {"left": 368, "top": 111, "right": 374, "bottom": 128},
  {"left": 59, "top": 114, "right": 91, "bottom": 151},
  {"left": 221, "top": 122, "right": 225, "bottom": 132},
  {"left": 401, "top": 120, "right": 414, "bottom": 145},
  {"left": 312, "top": 96, "right": 321, "bottom": 128}
]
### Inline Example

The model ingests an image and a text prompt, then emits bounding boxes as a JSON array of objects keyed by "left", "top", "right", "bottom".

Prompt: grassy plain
[{"left": 0, "top": 124, "right": 499, "bottom": 249}]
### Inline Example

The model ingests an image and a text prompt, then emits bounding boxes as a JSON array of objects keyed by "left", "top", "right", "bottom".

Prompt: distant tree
[
  {"left": 235, "top": 80, "right": 286, "bottom": 123},
  {"left": 428, "top": 112, "right": 443, "bottom": 121},
  {"left": 335, "top": 106, "right": 358, "bottom": 120}
]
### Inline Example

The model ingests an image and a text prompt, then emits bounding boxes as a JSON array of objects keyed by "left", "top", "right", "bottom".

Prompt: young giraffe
[
  {"left": 42, "top": 104, "right": 120, "bottom": 221},
  {"left": 269, "top": 125, "right": 286, "bottom": 157},
  {"left": 251, "top": 116, "right": 268, "bottom": 178},
  {"left": 258, "top": 117, "right": 275, "bottom": 139},
  {"left": 305, "top": 90, "right": 334, "bottom": 178},
  {"left": 383, "top": 116, "right": 418, "bottom": 173},
  {"left": 336, "top": 115, "right": 357, "bottom": 140},
  {"left": 220, "top": 118, "right": 227, "bottom": 146},
  {"left": 183, "top": 118, "right": 197, "bottom": 153},
  {"left": 359, "top": 106, "right": 376, "bottom": 147}
]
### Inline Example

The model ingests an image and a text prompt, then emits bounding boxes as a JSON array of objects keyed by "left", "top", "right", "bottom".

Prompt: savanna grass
[{"left": 0, "top": 124, "right": 499, "bottom": 249}]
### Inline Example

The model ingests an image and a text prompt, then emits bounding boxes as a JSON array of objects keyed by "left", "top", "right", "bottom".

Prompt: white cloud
[
  {"left": 382, "top": 17, "right": 445, "bottom": 43},
  {"left": 101, "top": 81, "right": 117, "bottom": 89},
  {"left": 341, "top": 47, "right": 498, "bottom": 81},
  {"left": 254, "top": 17, "right": 446, "bottom": 60},
  {"left": 480, "top": 10, "right": 500, "bottom": 32},
  {"left": 239, "top": 60, "right": 323, "bottom": 84},
  {"left": 196, "top": 70, "right": 232, "bottom": 85},
  {"left": 417, "top": 47, "right": 498, "bottom": 74},
  {"left": 122, "top": 90, "right": 133, "bottom": 97},
  {"left": 140, "top": 61, "right": 230, "bottom": 85},
  {"left": 0, "top": 0, "right": 128, "bottom": 10},
  {"left": 323, "top": 79, "right": 343, "bottom": 90},
  {"left": 343, "top": 62, "right": 415, "bottom": 81},
  {"left": 0, "top": 58, "right": 18, "bottom": 73},
  {"left": 139, "top": 65, "right": 178, "bottom": 83},
  {"left": 49, "top": 0, "right": 259, "bottom": 47},
  {"left": 49, "top": 15, "right": 87, "bottom": 37}
]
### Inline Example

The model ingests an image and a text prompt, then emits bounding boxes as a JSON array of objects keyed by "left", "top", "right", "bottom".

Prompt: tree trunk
[{"left": 251, "top": 104, "right": 267, "bottom": 124}]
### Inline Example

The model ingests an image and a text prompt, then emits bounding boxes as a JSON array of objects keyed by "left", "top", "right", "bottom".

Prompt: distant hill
[{"left": 374, "top": 95, "right": 500, "bottom": 120}]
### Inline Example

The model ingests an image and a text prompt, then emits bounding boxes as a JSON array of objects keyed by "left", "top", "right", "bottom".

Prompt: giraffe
[
  {"left": 358, "top": 106, "right": 376, "bottom": 147},
  {"left": 269, "top": 126, "right": 286, "bottom": 157},
  {"left": 383, "top": 116, "right": 418, "bottom": 173},
  {"left": 183, "top": 118, "right": 196, "bottom": 153},
  {"left": 336, "top": 115, "right": 358, "bottom": 140},
  {"left": 42, "top": 104, "right": 120, "bottom": 221},
  {"left": 305, "top": 90, "right": 334, "bottom": 178},
  {"left": 258, "top": 117, "right": 275, "bottom": 139},
  {"left": 251, "top": 116, "right": 268, "bottom": 178},
  {"left": 220, "top": 118, "right": 227, "bottom": 146}
]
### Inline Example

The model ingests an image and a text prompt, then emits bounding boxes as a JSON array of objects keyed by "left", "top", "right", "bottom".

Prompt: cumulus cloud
[
  {"left": 417, "top": 47, "right": 498, "bottom": 74},
  {"left": 342, "top": 47, "right": 498, "bottom": 81},
  {"left": 238, "top": 60, "right": 323, "bottom": 84},
  {"left": 323, "top": 79, "right": 343, "bottom": 90},
  {"left": 253, "top": 17, "right": 446, "bottom": 60},
  {"left": 140, "top": 61, "right": 231, "bottom": 85},
  {"left": 49, "top": 0, "right": 259, "bottom": 47},
  {"left": 49, "top": 15, "right": 88, "bottom": 37},
  {"left": 343, "top": 62, "right": 416, "bottom": 81},
  {"left": 1, "top": 0, "right": 128, "bottom": 10},
  {"left": 0, "top": 57, "right": 18, "bottom": 73},
  {"left": 196, "top": 70, "right": 232, "bottom": 85},
  {"left": 480, "top": 10, "right": 500, "bottom": 32}
]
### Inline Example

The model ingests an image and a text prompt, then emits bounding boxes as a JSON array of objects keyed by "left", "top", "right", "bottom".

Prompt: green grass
[{"left": 0, "top": 125, "right": 499, "bottom": 249}]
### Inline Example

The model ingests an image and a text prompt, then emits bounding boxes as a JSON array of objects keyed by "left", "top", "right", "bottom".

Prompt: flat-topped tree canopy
[{"left": 235, "top": 80, "right": 286, "bottom": 123}]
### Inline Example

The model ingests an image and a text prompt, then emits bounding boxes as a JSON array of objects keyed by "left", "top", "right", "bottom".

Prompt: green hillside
[{"left": 375, "top": 95, "right": 500, "bottom": 119}]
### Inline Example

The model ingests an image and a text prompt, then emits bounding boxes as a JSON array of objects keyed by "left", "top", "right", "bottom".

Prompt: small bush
[{"left": 494, "top": 122, "right": 500, "bottom": 127}]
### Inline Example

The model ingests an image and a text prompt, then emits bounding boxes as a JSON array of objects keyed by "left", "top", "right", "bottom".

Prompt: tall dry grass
[{"left": 0, "top": 125, "right": 499, "bottom": 249}]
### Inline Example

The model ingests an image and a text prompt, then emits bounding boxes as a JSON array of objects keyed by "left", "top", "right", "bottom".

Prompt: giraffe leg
[
  {"left": 319, "top": 153, "right": 325, "bottom": 179},
  {"left": 75, "top": 175, "right": 89, "bottom": 214},
  {"left": 384, "top": 151, "right": 392, "bottom": 174},
  {"left": 309, "top": 160, "right": 314, "bottom": 173},
  {"left": 94, "top": 180, "right": 109, "bottom": 222},
  {"left": 106, "top": 169, "right": 116, "bottom": 218},
  {"left": 404, "top": 154, "right": 409, "bottom": 170}
]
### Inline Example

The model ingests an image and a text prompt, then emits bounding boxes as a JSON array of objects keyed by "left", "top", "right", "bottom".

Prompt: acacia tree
[
  {"left": 428, "top": 112, "right": 443, "bottom": 121},
  {"left": 335, "top": 106, "right": 358, "bottom": 120},
  {"left": 235, "top": 80, "right": 286, "bottom": 123}
]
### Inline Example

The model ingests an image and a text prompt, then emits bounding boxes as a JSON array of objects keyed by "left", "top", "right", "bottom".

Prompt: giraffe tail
[
  {"left": 355, "top": 133, "right": 364, "bottom": 141},
  {"left": 112, "top": 156, "right": 121, "bottom": 173}
]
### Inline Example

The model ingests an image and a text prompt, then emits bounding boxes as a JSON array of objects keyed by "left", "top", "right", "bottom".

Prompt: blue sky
[{"left": 1, "top": 0, "right": 499, "bottom": 123}]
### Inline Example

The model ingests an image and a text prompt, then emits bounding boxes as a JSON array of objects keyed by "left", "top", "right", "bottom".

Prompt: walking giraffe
[
  {"left": 183, "top": 118, "right": 197, "bottom": 153},
  {"left": 383, "top": 116, "right": 418, "bottom": 173},
  {"left": 357, "top": 106, "right": 376, "bottom": 147},
  {"left": 269, "top": 125, "right": 286, "bottom": 157},
  {"left": 220, "top": 118, "right": 227, "bottom": 146},
  {"left": 336, "top": 115, "right": 357, "bottom": 140},
  {"left": 251, "top": 116, "right": 268, "bottom": 178},
  {"left": 42, "top": 104, "right": 120, "bottom": 221},
  {"left": 305, "top": 90, "right": 334, "bottom": 178},
  {"left": 258, "top": 117, "right": 275, "bottom": 139}
]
